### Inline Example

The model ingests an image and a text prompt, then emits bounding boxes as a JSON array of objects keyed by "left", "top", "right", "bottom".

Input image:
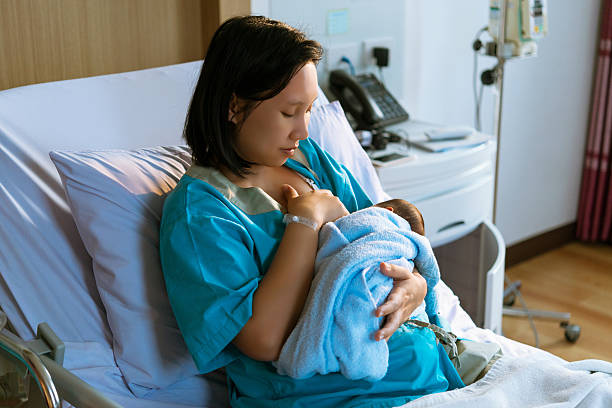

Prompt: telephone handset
[{"left": 329, "top": 69, "right": 409, "bottom": 130}]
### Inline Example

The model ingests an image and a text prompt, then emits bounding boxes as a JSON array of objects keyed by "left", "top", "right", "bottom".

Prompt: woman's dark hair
[{"left": 184, "top": 16, "right": 323, "bottom": 176}]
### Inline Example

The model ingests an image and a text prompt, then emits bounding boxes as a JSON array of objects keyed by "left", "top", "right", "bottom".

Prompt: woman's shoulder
[
  {"left": 169, "top": 166, "right": 226, "bottom": 202},
  {"left": 161, "top": 166, "right": 235, "bottom": 225}
]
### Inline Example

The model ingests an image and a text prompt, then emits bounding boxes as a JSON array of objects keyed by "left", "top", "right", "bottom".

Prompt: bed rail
[
  {"left": 0, "top": 311, "right": 60, "bottom": 407},
  {"left": 0, "top": 311, "right": 122, "bottom": 408}
]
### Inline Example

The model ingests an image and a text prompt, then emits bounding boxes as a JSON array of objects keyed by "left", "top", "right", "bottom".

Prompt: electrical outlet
[
  {"left": 362, "top": 37, "right": 394, "bottom": 67},
  {"left": 325, "top": 42, "right": 360, "bottom": 71}
]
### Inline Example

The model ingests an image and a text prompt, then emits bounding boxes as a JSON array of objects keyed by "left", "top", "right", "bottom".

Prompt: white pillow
[
  {"left": 50, "top": 146, "right": 197, "bottom": 396},
  {"left": 308, "top": 101, "right": 390, "bottom": 204},
  {"left": 48, "top": 102, "right": 384, "bottom": 395}
]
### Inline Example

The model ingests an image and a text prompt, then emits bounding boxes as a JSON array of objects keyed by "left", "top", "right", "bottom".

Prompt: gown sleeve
[{"left": 159, "top": 182, "right": 260, "bottom": 373}]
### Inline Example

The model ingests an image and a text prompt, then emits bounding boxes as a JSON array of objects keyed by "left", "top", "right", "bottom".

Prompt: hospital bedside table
[{"left": 367, "top": 120, "right": 505, "bottom": 334}]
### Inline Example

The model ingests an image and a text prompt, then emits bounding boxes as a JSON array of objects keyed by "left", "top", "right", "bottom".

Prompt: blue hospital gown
[{"left": 159, "top": 137, "right": 463, "bottom": 407}]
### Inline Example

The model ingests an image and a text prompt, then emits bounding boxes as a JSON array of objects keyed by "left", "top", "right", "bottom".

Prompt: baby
[
  {"left": 373, "top": 199, "right": 430, "bottom": 321},
  {"left": 275, "top": 198, "right": 445, "bottom": 381}
]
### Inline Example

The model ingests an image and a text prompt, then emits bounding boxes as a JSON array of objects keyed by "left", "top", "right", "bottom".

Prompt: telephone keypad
[{"left": 357, "top": 73, "right": 409, "bottom": 125}]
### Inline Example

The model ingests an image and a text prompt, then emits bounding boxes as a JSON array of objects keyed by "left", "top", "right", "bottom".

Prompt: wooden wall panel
[
  {"left": 0, "top": 0, "right": 250, "bottom": 91},
  {"left": 0, "top": 0, "right": 206, "bottom": 90},
  {"left": 202, "top": 0, "right": 251, "bottom": 54}
]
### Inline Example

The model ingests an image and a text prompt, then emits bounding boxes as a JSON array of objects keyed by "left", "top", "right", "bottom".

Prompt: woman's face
[{"left": 232, "top": 62, "right": 319, "bottom": 168}]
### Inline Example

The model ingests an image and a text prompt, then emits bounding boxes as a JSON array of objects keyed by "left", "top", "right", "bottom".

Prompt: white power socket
[
  {"left": 362, "top": 37, "right": 394, "bottom": 67},
  {"left": 325, "top": 42, "right": 360, "bottom": 71}
]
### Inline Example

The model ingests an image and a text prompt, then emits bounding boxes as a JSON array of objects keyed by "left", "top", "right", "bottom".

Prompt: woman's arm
[
  {"left": 232, "top": 220, "right": 317, "bottom": 361},
  {"left": 232, "top": 185, "right": 348, "bottom": 361}
]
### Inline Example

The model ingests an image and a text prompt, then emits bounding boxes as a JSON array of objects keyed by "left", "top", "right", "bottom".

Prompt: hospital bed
[{"left": 1, "top": 58, "right": 586, "bottom": 408}]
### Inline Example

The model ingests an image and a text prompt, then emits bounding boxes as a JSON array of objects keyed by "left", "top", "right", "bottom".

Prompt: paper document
[{"left": 409, "top": 132, "right": 490, "bottom": 152}]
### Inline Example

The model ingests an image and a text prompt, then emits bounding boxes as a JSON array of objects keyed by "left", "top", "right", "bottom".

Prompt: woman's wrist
[
  {"left": 284, "top": 205, "right": 325, "bottom": 228},
  {"left": 283, "top": 213, "right": 319, "bottom": 231}
]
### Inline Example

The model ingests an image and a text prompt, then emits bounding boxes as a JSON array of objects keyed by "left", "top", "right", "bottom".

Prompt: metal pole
[
  {"left": 502, "top": 307, "right": 571, "bottom": 321},
  {"left": 492, "top": 65, "right": 505, "bottom": 224},
  {"left": 492, "top": 0, "right": 508, "bottom": 225}
]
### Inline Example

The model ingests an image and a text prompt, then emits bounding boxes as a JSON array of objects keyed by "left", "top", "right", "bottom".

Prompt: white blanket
[{"left": 401, "top": 355, "right": 612, "bottom": 408}]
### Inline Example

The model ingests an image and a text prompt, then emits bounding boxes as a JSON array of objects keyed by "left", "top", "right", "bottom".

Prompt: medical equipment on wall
[
  {"left": 472, "top": 0, "right": 549, "bottom": 219},
  {"left": 488, "top": 0, "right": 548, "bottom": 58},
  {"left": 472, "top": 0, "right": 550, "bottom": 131}
]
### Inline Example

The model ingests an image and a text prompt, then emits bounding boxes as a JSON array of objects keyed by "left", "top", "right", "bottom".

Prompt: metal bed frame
[{"left": 0, "top": 311, "right": 121, "bottom": 408}]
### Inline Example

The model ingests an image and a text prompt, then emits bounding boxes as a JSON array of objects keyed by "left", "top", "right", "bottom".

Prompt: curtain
[{"left": 577, "top": 0, "right": 612, "bottom": 243}]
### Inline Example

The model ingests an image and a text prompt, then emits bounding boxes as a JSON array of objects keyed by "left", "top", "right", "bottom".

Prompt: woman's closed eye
[{"left": 281, "top": 106, "right": 312, "bottom": 118}]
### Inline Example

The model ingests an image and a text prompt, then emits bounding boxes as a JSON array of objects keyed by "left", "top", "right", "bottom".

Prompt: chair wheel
[
  {"left": 503, "top": 293, "right": 516, "bottom": 307},
  {"left": 561, "top": 322, "right": 581, "bottom": 343}
]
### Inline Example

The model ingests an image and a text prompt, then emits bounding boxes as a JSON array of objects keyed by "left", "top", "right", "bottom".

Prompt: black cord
[
  {"left": 391, "top": 128, "right": 413, "bottom": 154},
  {"left": 472, "top": 26, "right": 489, "bottom": 131},
  {"left": 476, "top": 75, "right": 485, "bottom": 132},
  {"left": 378, "top": 66, "right": 385, "bottom": 85},
  {"left": 473, "top": 51, "right": 481, "bottom": 131}
]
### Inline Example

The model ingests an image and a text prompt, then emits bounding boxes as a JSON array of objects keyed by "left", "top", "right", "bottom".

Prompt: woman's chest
[{"left": 260, "top": 167, "right": 317, "bottom": 204}]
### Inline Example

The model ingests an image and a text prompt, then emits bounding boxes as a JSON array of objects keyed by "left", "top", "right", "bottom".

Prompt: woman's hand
[
  {"left": 282, "top": 184, "right": 349, "bottom": 228},
  {"left": 374, "top": 263, "right": 427, "bottom": 342}
]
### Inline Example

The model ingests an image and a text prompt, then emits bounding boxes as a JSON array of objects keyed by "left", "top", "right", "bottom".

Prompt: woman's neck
[{"left": 221, "top": 164, "right": 272, "bottom": 188}]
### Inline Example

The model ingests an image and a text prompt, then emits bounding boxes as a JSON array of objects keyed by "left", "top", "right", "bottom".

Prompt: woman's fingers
[
  {"left": 379, "top": 262, "right": 412, "bottom": 280},
  {"left": 375, "top": 291, "right": 402, "bottom": 318},
  {"left": 374, "top": 310, "right": 403, "bottom": 341},
  {"left": 374, "top": 263, "right": 428, "bottom": 341},
  {"left": 373, "top": 283, "right": 412, "bottom": 342},
  {"left": 281, "top": 184, "right": 299, "bottom": 199},
  {"left": 284, "top": 188, "right": 348, "bottom": 227}
]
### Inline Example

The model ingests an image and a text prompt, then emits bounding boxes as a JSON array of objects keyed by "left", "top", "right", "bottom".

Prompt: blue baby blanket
[{"left": 274, "top": 207, "right": 442, "bottom": 381}]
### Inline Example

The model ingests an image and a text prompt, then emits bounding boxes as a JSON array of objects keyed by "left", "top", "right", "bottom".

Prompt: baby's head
[{"left": 374, "top": 199, "right": 425, "bottom": 235}]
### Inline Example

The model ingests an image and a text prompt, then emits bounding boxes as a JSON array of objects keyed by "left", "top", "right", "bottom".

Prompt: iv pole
[
  {"left": 493, "top": 0, "right": 580, "bottom": 344},
  {"left": 491, "top": 1, "right": 507, "bottom": 225}
]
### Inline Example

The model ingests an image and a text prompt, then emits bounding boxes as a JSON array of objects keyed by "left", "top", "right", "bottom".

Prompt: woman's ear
[{"left": 228, "top": 94, "right": 240, "bottom": 124}]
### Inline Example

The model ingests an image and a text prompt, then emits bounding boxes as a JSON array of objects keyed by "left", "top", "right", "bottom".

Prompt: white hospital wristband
[{"left": 282, "top": 213, "right": 319, "bottom": 231}]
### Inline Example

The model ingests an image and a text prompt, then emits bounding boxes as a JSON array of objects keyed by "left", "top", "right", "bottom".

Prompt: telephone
[{"left": 328, "top": 69, "right": 409, "bottom": 130}]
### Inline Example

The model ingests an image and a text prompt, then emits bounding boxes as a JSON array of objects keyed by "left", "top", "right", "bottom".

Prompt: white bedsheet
[
  {"left": 59, "top": 281, "right": 545, "bottom": 408},
  {"left": 402, "top": 356, "right": 612, "bottom": 407},
  {"left": 65, "top": 331, "right": 612, "bottom": 408}
]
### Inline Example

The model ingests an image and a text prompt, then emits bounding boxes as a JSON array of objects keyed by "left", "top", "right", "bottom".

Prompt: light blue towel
[{"left": 274, "top": 207, "right": 442, "bottom": 382}]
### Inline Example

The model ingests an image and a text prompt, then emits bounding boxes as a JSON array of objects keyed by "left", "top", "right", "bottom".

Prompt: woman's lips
[
  {"left": 281, "top": 147, "right": 296, "bottom": 156},
  {"left": 281, "top": 144, "right": 298, "bottom": 156}
]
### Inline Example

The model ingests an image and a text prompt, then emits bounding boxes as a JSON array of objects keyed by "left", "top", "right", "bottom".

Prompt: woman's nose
[{"left": 292, "top": 115, "right": 309, "bottom": 140}]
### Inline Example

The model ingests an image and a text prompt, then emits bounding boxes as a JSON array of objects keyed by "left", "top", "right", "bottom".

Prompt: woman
[{"left": 160, "top": 15, "right": 463, "bottom": 407}]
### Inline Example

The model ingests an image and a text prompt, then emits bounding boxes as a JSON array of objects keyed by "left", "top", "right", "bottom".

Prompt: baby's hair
[{"left": 375, "top": 199, "right": 425, "bottom": 235}]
